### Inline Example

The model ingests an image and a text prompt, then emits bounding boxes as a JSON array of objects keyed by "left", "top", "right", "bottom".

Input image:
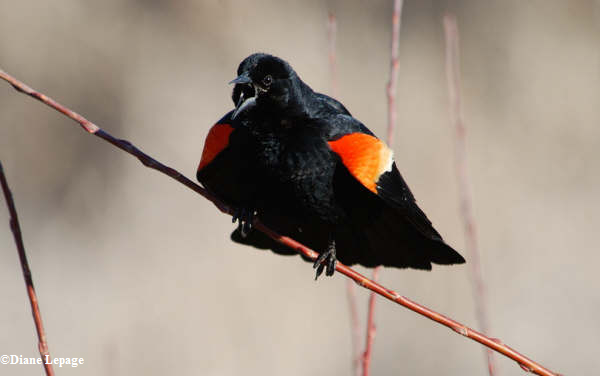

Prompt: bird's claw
[
  {"left": 313, "top": 239, "right": 337, "bottom": 279},
  {"left": 232, "top": 207, "right": 256, "bottom": 238}
]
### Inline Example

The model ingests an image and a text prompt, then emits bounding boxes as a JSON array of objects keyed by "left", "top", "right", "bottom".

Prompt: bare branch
[
  {"left": 362, "top": 266, "right": 380, "bottom": 376},
  {"left": 328, "top": 13, "right": 339, "bottom": 98},
  {"left": 363, "top": 2, "right": 404, "bottom": 375},
  {"left": 0, "top": 68, "right": 561, "bottom": 376},
  {"left": 443, "top": 14, "right": 497, "bottom": 376},
  {"left": 327, "top": 12, "right": 361, "bottom": 376},
  {"left": 346, "top": 275, "right": 361, "bottom": 376},
  {"left": 0, "top": 162, "right": 55, "bottom": 376},
  {"left": 385, "top": 0, "right": 403, "bottom": 146}
]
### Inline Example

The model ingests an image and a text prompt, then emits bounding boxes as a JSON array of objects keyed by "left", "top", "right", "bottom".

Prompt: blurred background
[{"left": 1, "top": 1, "right": 598, "bottom": 375}]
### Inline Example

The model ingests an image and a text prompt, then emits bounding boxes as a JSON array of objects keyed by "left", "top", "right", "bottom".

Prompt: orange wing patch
[
  {"left": 198, "top": 123, "right": 234, "bottom": 171},
  {"left": 328, "top": 133, "right": 393, "bottom": 193}
]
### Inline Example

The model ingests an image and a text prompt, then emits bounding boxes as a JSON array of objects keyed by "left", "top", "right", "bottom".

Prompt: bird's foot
[
  {"left": 232, "top": 207, "right": 256, "bottom": 238},
  {"left": 313, "top": 239, "right": 337, "bottom": 279}
]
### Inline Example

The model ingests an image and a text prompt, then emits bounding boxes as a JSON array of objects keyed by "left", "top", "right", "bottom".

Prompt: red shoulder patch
[
  {"left": 328, "top": 133, "right": 393, "bottom": 193},
  {"left": 198, "top": 123, "right": 234, "bottom": 171}
]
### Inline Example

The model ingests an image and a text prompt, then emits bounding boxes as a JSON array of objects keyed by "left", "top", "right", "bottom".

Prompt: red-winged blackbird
[{"left": 198, "top": 53, "right": 465, "bottom": 278}]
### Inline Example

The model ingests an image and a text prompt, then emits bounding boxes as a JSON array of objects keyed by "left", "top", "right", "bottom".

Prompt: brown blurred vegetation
[{"left": 1, "top": 1, "right": 599, "bottom": 375}]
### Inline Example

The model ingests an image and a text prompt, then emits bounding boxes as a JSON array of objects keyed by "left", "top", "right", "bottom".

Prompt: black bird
[{"left": 199, "top": 53, "right": 465, "bottom": 278}]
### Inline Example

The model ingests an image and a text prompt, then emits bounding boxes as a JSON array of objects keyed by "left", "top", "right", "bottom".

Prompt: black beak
[
  {"left": 230, "top": 73, "right": 257, "bottom": 119},
  {"left": 229, "top": 73, "right": 252, "bottom": 85},
  {"left": 231, "top": 73, "right": 257, "bottom": 119}
]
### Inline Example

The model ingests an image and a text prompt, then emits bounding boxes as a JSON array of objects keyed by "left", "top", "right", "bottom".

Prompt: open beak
[
  {"left": 230, "top": 73, "right": 257, "bottom": 119},
  {"left": 232, "top": 93, "right": 256, "bottom": 119}
]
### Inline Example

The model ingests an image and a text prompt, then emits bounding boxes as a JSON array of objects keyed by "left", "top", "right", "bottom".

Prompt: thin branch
[
  {"left": 328, "top": 13, "right": 339, "bottom": 98},
  {"left": 362, "top": 266, "right": 379, "bottom": 376},
  {"left": 346, "top": 275, "right": 361, "bottom": 376},
  {"left": 327, "top": 11, "right": 361, "bottom": 376},
  {"left": 0, "top": 162, "right": 55, "bottom": 376},
  {"left": 385, "top": 0, "right": 403, "bottom": 145},
  {"left": 363, "top": 1, "right": 404, "bottom": 375},
  {"left": 0, "top": 68, "right": 561, "bottom": 376},
  {"left": 443, "top": 14, "right": 497, "bottom": 376}
]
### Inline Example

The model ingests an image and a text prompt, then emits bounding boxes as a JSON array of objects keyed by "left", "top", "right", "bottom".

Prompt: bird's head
[{"left": 230, "top": 53, "right": 305, "bottom": 119}]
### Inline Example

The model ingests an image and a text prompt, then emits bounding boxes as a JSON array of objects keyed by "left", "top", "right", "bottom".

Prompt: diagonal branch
[
  {"left": 0, "top": 68, "right": 561, "bottom": 376},
  {"left": 0, "top": 162, "right": 55, "bottom": 376},
  {"left": 443, "top": 13, "right": 496, "bottom": 376}
]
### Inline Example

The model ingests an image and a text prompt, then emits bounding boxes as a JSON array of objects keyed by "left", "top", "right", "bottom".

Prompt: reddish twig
[
  {"left": 0, "top": 162, "right": 55, "bottom": 376},
  {"left": 327, "top": 12, "right": 361, "bottom": 376},
  {"left": 346, "top": 274, "right": 361, "bottom": 376},
  {"left": 362, "top": 2, "right": 404, "bottom": 375},
  {"left": 362, "top": 266, "right": 379, "bottom": 376},
  {"left": 327, "top": 13, "right": 339, "bottom": 98},
  {"left": 443, "top": 14, "right": 497, "bottom": 376},
  {"left": 0, "top": 68, "right": 561, "bottom": 376},
  {"left": 385, "top": 0, "right": 403, "bottom": 146}
]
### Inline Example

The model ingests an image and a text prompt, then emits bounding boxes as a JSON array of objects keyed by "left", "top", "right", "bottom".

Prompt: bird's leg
[
  {"left": 313, "top": 237, "right": 337, "bottom": 279},
  {"left": 232, "top": 207, "right": 256, "bottom": 238}
]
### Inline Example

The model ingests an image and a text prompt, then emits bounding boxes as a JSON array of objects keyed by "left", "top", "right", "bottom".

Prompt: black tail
[
  {"left": 359, "top": 205, "right": 465, "bottom": 270},
  {"left": 230, "top": 206, "right": 465, "bottom": 271}
]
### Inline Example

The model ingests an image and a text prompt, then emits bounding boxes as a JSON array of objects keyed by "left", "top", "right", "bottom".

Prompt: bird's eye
[{"left": 262, "top": 75, "right": 273, "bottom": 87}]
